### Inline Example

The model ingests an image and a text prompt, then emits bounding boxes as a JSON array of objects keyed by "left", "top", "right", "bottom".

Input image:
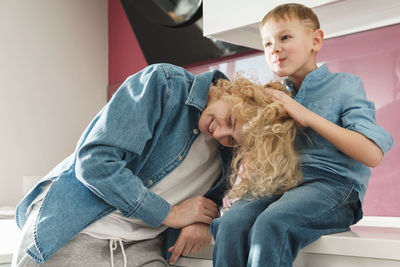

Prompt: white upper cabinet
[{"left": 203, "top": 0, "right": 400, "bottom": 50}]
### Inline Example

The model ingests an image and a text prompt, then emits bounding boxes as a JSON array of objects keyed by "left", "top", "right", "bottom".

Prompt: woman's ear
[
  {"left": 206, "top": 85, "right": 218, "bottom": 105},
  {"left": 312, "top": 29, "right": 324, "bottom": 52}
]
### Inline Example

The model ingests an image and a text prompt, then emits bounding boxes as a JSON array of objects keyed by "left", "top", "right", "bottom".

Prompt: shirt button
[
  {"left": 178, "top": 155, "right": 184, "bottom": 161},
  {"left": 147, "top": 180, "right": 153, "bottom": 186},
  {"left": 193, "top": 129, "right": 199, "bottom": 135}
]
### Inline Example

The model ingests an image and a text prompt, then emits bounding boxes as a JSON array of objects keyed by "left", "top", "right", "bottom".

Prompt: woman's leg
[
  {"left": 124, "top": 235, "right": 169, "bottom": 267},
  {"left": 247, "top": 177, "right": 362, "bottom": 267},
  {"left": 211, "top": 196, "right": 279, "bottom": 267},
  {"left": 14, "top": 226, "right": 117, "bottom": 267},
  {"left": 12, "top": 201, "right": 168, "bottom": 267}
]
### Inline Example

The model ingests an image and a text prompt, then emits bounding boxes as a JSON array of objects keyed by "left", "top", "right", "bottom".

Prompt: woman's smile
[{"left": 208, "top": 118, "right": 215, "bottom": 134}]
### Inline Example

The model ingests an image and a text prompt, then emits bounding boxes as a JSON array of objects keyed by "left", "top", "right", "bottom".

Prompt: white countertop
[
  {"left": 2, "top": 216, "right": 400, "bottom": 265},
  {"left": 0, "top": 219, "right": 20, "bottom": 264},
  {"left": 301, "top": 225, "right": 400, "bottom": 260}
]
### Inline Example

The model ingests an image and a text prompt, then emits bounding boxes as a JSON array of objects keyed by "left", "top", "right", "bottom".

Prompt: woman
[{"left": 13, "top": 63, "right": 300, "bottom": 267}]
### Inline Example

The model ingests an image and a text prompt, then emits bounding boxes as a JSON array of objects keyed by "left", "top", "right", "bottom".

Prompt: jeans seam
[
  {"left": 277, "top": 182, "right": 355, "bottom": 267},
  {"left": 337, "top": 179, "right": 354, "bottom": 208}
]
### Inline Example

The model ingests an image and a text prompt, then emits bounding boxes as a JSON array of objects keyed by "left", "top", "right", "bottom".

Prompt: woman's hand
[
  {"left": 168, "top": 223, "right": 212, "bottom": 265},
  {"left": 163, "top": 196, "right": 219, "bottom": 229}
]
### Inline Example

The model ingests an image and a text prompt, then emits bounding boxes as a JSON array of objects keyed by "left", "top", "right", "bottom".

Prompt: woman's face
[{"left": 198, "top": 96, "right": 243, "bottom": 148}]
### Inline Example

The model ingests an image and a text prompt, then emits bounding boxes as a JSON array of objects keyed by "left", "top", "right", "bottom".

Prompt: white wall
[{"left": 0, "top": 1, "right": 108, "bottom": 206}]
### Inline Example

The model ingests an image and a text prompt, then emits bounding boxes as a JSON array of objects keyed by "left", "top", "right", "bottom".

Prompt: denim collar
[
  {"left": 185, "top": 70, "right": 228, "bottom": 112},
  {"left": 285, "top": 64, "right": 330, "bottom": 101}
]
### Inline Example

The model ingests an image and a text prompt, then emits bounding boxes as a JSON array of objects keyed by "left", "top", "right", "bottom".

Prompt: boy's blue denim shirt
[
  {"left": 15, "top": 63, "right": 232, "bottom": 263},
  {"left": 286, "top": 64, "right": 394, "bottom": 202}
]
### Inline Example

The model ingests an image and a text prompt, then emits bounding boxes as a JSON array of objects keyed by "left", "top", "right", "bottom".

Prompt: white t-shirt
[{"left": 82, "top": 133, "right": 221, "bottom": 241}]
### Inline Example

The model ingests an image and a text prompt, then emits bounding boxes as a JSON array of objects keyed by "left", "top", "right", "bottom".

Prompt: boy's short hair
[{"left": 260, "top": 3, "right": 320, "bottom": 31}]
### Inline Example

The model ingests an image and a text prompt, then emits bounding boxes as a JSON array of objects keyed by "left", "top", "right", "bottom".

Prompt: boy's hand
[
  {"left": 168, "top": 223, "right": 211, "bottom": 265},
  {"left": 266, "top": 89, "right": 384, "bottom": 167},
  {"left": 163, "top": 196, "right": 219, "bottom": 229},
  {"left": 266, "top": 89, "right": 313, "bottom": 127}
]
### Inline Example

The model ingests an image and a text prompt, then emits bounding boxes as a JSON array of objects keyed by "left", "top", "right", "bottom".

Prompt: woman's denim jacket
[{"left": 15, "top": 63, "right": 232, "bottom": 263}]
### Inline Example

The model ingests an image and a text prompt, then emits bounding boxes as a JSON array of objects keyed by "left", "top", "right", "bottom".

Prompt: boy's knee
[
  {"left": 211, "top": 211, "right": 253, "bottom": 237},
  {"left": 211, "top": 216, "right": 232, "bottom": 236},
  {"left": 252, "top": 210, "right": 291, "bottom": 233}
]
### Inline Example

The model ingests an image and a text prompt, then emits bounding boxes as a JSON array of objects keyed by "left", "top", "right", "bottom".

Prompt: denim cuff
[
  {"left": 348, "top": 123, "right": 393, "bottom": 154},
  {"left": 130, "top": 190, "right": 171, "bottom": 228}
]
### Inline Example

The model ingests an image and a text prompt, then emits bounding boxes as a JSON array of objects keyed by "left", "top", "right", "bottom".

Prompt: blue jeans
[{"left": 211, "top": 169, "right": 362, "bottom": 267}]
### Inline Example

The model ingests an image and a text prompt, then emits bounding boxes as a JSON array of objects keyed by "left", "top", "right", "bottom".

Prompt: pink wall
[
  {"left": 108, "top": 0, "right": 399, "bottom": 216},
  {"left": 317, "top": 24, "right": 400, "bottom": 216},
  {"left": 108, "top": 0, "right": 147, "bottom": 98}
]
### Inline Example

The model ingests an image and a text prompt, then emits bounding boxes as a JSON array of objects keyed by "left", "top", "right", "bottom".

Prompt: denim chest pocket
[{"left": 303, "top": 96, "right": 339, "bottom": 123}]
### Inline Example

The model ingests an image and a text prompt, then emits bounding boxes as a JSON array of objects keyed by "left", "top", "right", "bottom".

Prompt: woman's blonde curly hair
[{"left": 211, "top": 76, "right": 302, "bottom": 201}]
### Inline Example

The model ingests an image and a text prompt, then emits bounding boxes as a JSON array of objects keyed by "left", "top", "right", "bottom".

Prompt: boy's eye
[
  {"left": 264, "top": 42, "right": 272, "bottom": 48},
  {"left": 281, "top": 35, "right": 289, "bottom": 41}
]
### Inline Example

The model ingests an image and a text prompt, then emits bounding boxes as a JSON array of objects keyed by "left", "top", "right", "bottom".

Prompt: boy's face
[
  {"left": 260, "top": 18, "right": 320, "bottom": 81},
  {"left": 198, "top": 93, "right": 243, "bottom": 148}
]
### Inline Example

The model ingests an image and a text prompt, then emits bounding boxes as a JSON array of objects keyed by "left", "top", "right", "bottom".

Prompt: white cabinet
[{"left": 203, "top": 0, "right": 400, "bottom": 50}]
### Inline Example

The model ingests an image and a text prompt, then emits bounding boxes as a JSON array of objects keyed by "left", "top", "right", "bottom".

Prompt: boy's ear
[{"left": 312, "top": 29, "right": 324, "bottom": 52}]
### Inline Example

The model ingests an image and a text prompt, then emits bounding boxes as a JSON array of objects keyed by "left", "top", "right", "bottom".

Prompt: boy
[{"left": 211, "top": 3, "right": 393, "bottom": 267}]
